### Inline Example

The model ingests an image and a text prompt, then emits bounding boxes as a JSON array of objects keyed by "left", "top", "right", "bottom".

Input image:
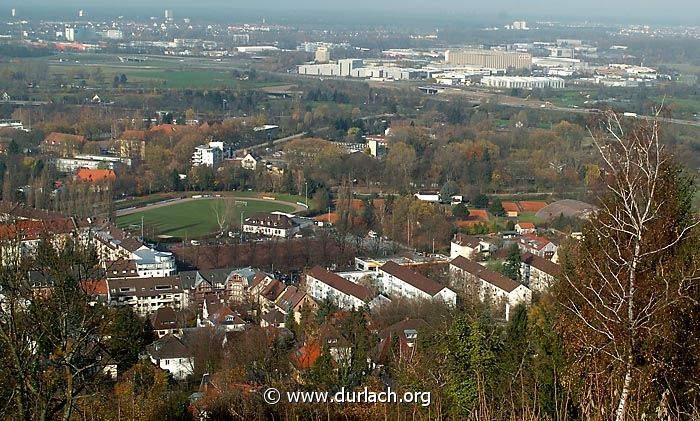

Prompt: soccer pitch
[{"left": 116, "top": 198, "right": 295, "bottom": 239}]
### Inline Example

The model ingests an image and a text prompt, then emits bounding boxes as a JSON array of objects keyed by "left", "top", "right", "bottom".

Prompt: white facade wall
[
  {"left": 306, "top": 276, "right": 366, "bottom": 310},
  {"left": 482, "top": 76, "right": 566, "bottom": 89},
  {"left": 192, "top": 144, "right": 223, "bottom": 168},
  {"left": 298, "top": 63, "right": 341, "bottom": 76},
  {"left": 450, "top": 242, "right": 476, "bottom": 260},
  {"left": 150, "top": 355, "right": 193, "bottom": 380}
]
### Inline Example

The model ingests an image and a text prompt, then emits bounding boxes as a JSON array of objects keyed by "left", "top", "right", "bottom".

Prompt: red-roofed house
[
  {"left": 116, "top": 129, "right": 147, "bottom": 160},
  {"left": 518, "top": 234, "right": 558, "bottom": 260},
  {"left": 149, "top": 124, "right": 177, "bottom": 135},
  {"left": 501, "top": 201, "right": 520, "bottom": 217},
  {"left": 515, "top": 222, "right": 536, "bottom": 234},
  {"left": 41, "top": 132, "right": 86, "bottom": 157}
]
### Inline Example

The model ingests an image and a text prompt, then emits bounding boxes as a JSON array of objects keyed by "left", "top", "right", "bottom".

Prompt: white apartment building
[
  {"left": 521, "top": 252, "right": 561, "bottom": 292},
  {"left": 132, "top": 248, "right": 177, "bottom": 277},
  {"left": 192, "top": 142, "right": 223, "bottom": 168},
  {"left": 377, "top": 261, "right": 457, "bottom": 307},
  {"left": 450, "top": 256, "right": 531, "bottom": 320},
  {"left": 306, "top": 266, "right": 383, "bottom": 310},
  {"left": 107, "top": 277, "right": 185, "bottom": 317},
  {"left": 481, "top": 76, "right": 566, "bottom": 89},
  {"left": 54, "top": 154, "right": 132, "bottom": 172}
]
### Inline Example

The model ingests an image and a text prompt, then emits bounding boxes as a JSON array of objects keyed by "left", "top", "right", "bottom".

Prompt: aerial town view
[{"left": 0, "top": 0, "right": 699, "bottom": 419}]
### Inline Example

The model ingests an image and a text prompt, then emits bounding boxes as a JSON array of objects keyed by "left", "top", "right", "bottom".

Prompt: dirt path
[{"left": 116, "top": 195, "right": 307, "bottom": 217}]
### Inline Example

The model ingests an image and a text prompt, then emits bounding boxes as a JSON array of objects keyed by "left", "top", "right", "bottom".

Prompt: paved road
[{"left": 116, "top": 195, "right": 307, "bottom": 217}]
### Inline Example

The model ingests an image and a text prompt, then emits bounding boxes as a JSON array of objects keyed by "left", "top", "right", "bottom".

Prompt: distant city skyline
[{"left": 6, "top": 0, "right": 700, "bottom": 25}]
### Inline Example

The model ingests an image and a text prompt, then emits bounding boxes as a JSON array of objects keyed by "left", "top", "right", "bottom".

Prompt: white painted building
[
  {"left": 450, "top": 256, "right": 531, "bottom": 320},
  {"left": 107, "top": 277, "right": 185, "bottom": 317},
  {"left": 192, "top": 142, "right": 223, "bottom": 168},
  {"left": 147, "top": 334, "right": 194, "bottom": 380},
  {"left": 132, "top": 247, "right": 177, "bottom": 277},
  {"left": 306, "top": 266, "right": 384, "bottom": 310},
  {"left": 243, "top": 212, "right": 299, "bottom": 238},
  {"left": 482, "top": 76, "right": 566, "bottom": 89},
  {"left": 377, "top": 261, "right": 457, "bottom": 307}
]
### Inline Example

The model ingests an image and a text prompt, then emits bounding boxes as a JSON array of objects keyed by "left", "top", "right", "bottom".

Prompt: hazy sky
[{"left": 8, "top": 0, "right": 699, "bottom": 24}]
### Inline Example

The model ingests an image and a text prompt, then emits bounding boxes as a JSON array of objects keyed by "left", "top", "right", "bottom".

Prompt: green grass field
[{"left": 117, "top": 198, "right": 295, "bottom": 239}]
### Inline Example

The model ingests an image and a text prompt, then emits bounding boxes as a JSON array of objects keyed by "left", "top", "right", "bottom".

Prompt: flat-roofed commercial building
[
  {"left": 445, "top": 49, "right": 532, "bottom": 70},
  {"left": 482, "top": 76, "right": 566, "bottom": 89}
]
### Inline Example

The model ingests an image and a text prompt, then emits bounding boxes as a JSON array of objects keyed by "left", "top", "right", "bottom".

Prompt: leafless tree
[
  {"left": 557, "top": 111, "right": 700, "bottom": 420},
  {"left": 210, "top": 197, "right": 235, "bottom": 235}
]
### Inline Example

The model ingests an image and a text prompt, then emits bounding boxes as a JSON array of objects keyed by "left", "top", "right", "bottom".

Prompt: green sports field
[{"left": 116, "top": 198, "right": 295, "bottom": 239}]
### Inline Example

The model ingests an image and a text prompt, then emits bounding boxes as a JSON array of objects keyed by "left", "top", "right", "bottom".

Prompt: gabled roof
[
  {"left": 150, "top": 306, "right": 178, "bottom": 330},
  {"left": 262, "top": 308, "right": 286, "bottom": 326},
  {"left": 76, "top": 168, "right": 116, "bottom": 183},
  {"left": 249, "top": 272, "right": 271, "bottom": 290},
  {"left": 378, "top": 318, "right": 430, "bottom": 340},
  {"left": 244, "top": 212, "right": 297, "bottom": 229},
  {"left": 43, "top": 132, "right": 86, "bottom": 145},
  {"left": 379, "top": 261, "right": 447, "bottom": 296},
  {"left": 260, "top": 279, "right": 286, "bottom": 302},
  {"left": 518, "top": 234, "right": 555, "bottom": 251},
  {"left": 120, "top": 237, "right": 145, "bottom": 253},
  {"left": 293, "top": 340, "right": 322, "bottom": 370},
  {"left": 118, "top": 129, "right": 147, "bottom": 141},
  {"left": 149, "top": 124, "right": 177, "bottom": 134},
  {"left": 307, "top": 266, "right": 374, "bottom": 302},
  {"left": 275, "top": 285, "right": 300, "bottom": 311},
  {"left": 179, "top": 268, "right": 236, "bottom": 289},
  {"left": 450, "top": 256, "right": 521, "bottom": 293},
  {"left": 522, "top": 252, "right": 561, "bottom": 277},
  {"left": 452, "top": 233, "right": 480, "bottom": 248},
  {"left": 104, "top": 259, "right": 139, "bottom": 279},
  {"left": 515, "top": 222, "right": 536, "bottom": 229},
  {"left": 148, "top": 334, "right": 190, "bottom": 359}
]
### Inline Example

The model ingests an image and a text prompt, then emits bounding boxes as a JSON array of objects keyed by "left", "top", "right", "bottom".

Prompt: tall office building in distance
[
  {"left": 315, "top": 45, "right": 330, "bottom": 63},
  {"left": 445, "top": 49, "right": 532, "bottom": 70},
  {"left": 165, "top": 9, "right": 174, "bottom": 21}
]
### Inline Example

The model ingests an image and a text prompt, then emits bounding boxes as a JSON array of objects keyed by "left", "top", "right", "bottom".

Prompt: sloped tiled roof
[
  {"left": 307, "top": 266, "right": 374, "bottom": 302},
  {"left": 148, "top": 334, "right": 190, "bottom": 359},
  {"left": 150, "top": 306, "right": 178, "bottom": 331},
  {"left": 453, "top": 233, "right": 480, "bottom": 248},
  {"left": 44, "top": 132, "right": 86, "bottom": 145},
  {"left": 450, "top": 256, "right": 521, "bottom": 293},
  {"left": 379, "top": 261, "right": 447, "bottom": 296},
  {"left": 522, "top": 252, "right": 561, "bottom": 277},
  {"left": 118, "top": 129, "right": 147, "bottom": 141}
]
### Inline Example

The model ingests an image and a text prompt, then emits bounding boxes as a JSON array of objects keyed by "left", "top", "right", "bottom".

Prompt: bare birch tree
[
  {"left": 556, "top": 111, "right": 700, "bottom": 420},
  {"left": 210, "top": 197, "right": 235, "bottom": 236}
]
